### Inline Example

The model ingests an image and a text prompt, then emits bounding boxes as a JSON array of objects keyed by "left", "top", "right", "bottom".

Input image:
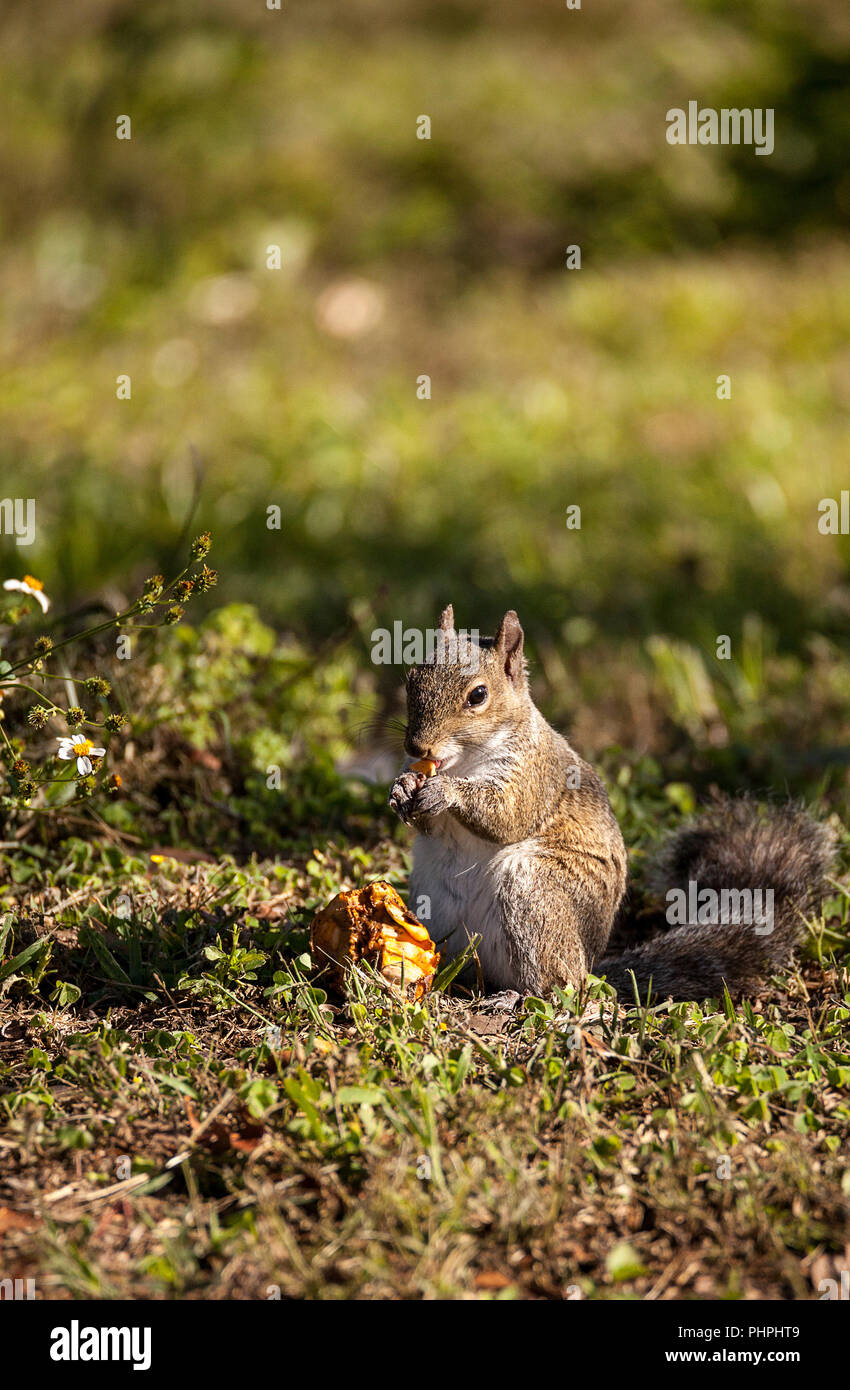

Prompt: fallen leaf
[
  {"left": 467, "top": 1014, "right": 508, "bottom": 1037},
  {"left": 474, "top": 1270, "right": 512, "bottom": 1290},
  {"left": 196, "top": 1109, "right": 265, "bottom": 1156},
  {"left": 0, "top": 1207, "right": 39, "bottom": 1241}
]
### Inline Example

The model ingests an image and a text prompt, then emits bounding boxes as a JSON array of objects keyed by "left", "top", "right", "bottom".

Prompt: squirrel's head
[{"left": 403, "top": 604, "right": 529, "bottom": 774}]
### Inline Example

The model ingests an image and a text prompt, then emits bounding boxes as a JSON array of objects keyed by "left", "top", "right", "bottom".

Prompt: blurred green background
[{"left": 2, "top": 0, "right": 850, "bottom": 804}]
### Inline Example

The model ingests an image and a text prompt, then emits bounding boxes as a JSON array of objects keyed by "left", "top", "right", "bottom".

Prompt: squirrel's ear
[
  {"left": 438, "top": 604, "right": 455, "bottom": 633},
  {"left": 495, "top": 610, "right": 525, "bottom": 687}
]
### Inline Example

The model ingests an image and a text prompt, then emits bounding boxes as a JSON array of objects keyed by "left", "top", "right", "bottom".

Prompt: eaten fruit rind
[{"left": 310, "top": 880, "right": 440, "bottom": 998}]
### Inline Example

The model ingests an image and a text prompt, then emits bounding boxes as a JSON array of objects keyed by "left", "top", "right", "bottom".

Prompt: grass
[
  {"left": 1, "top": 842, "right": 849, "bottom": 1300},
  {"left": 0, "top": 462, "right": 846, "bottom": 1306},
  {"left": 0, "top": 585, "right": 847, "bottom": 1303}
]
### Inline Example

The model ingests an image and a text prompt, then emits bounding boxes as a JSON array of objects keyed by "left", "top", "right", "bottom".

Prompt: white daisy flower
[
  {"left": 56, "top": 734, "right": 106, "bottom": 776},
  {"left": 4, "top": 574, "right": 50, "bottom": 613}
]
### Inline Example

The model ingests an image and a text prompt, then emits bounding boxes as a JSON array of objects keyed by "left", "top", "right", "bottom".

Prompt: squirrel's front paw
[
  {"left": 389, "top": 770, "right": 425, "bottom": 825},
  {"left": 411, "top": 775, "right": 451, "bottom": 820}
]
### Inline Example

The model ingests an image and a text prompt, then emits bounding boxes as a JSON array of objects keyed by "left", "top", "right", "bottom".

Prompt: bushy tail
[{"left": 598, "top": 799, "right": 836, "bottom": 1002}]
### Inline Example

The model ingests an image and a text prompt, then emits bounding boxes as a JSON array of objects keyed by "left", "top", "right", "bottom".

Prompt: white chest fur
[{"left": 410, "top": 816, "right": 537, "bottom": 990}]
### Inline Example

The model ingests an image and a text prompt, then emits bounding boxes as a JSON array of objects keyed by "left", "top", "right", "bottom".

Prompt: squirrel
[{"left": 388, "top": 605, "right": 836, "bottom": 1001}]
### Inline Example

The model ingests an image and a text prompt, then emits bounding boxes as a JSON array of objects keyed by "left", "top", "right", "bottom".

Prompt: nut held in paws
[{"left": 410, "top": 758, "right": 438, "bottom": 777}]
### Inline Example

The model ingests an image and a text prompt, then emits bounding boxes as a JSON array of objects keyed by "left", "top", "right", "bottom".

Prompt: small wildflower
[
  {"left": 84, "top": 676, "right": 112, "bottom": 697},
  {"left": 190, "top": 532, "right": 211, "bottom": 561},
  {"left": 27, "top": 706, "right": 50, "bottom": 730},
  {"left": 143, "top": 575, "right": 164, "bottom": 599},
  {"left": 17, "top": 779, "right": 35, "bottom": 800},
  {"left": 76, "top": 775, "right": 96, "bottom": 799},
  {"left": 194, "top": 566, "right": 218, "bottom": 593},
  {"left": 65, "top": 707, "right": 85, "bottom": 729},
  {"left": 164, "top": 605, "right": 184, "bottom": 626},
  {"left": 175, "top": 579, "right": 194, "bottom": 600},
  {"left": 12, "top": 758, "right": 30, "bottom": 776},
  {"left": 108, "top": 773, "right": 123, "bottom": 797},
  {"left": 57, "top": 734, "right": 106, "bottom": 775},
  {"left": 3, "top": 575, "right": 50, "bottom": 613},
  {"left": 35, "top": 635, "right": 53, "bottom": 655},
  {"left": 105, "top": 712, "right": 125, "bottom": 733}
]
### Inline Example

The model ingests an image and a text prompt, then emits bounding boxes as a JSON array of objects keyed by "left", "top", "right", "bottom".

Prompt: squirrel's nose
[{"left": 405, "top": 737, "right": 429, "bottom": 759}]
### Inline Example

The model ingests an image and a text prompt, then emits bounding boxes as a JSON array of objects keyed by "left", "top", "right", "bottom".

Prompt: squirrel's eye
[{"left": 466, "top": 684, "right": 488, "bottom": 708}]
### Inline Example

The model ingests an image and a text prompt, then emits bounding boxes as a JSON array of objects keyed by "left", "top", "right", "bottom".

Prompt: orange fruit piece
[
  {"left": 410, "top": 758, "right": 438, "bottom": 777},
  {"left": 310, "top": 880, "right": 440, "bottom": 998}
]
